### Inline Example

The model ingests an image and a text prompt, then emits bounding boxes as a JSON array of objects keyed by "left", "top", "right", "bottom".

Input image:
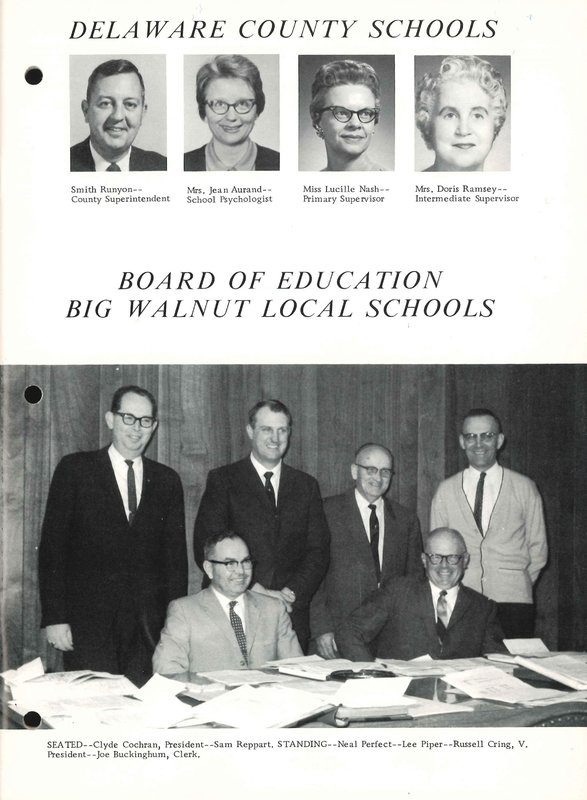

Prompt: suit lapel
[
  {"left": 381, "top": 500, "right": 399, "bottom": 577},
  {"left": 416, "top": 579, "right": 440, "bottom": 645},
  {"left": 448, "top": 584, "right": 471, "bottom": 630},
  {"left": 244, "top": 591, "right": 260, "bottom": 653},
  {"left": 344, "top": 490, "right": 374, "bottom": 566},
  {"left": 240, "top": 457, "right": 274, "bottom": 510},
  {"left": 200, "top": 589, "right": 242, "bottom": 652},
  {"left": 97, "top": 447, "right": 128, "bottom": 523}
]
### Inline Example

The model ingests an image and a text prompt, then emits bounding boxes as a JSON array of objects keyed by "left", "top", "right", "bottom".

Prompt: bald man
[
  {"left": 337, "top": 528, "right": 505, "bottom": 661},
  {"left": 310, "top": 443, "right": 422, "bottom": 659}
]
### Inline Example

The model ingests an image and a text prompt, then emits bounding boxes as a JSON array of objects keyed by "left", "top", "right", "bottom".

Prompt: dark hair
[
  {"left": 203, "top": 532, "right": 248, "bottom": 561},
  {"left": 110, "top": 385, "right": 157, "bottom": 419},
  {"left": 310, "top": 60, "right": 381, "bottom": 128},
  {"left": 354, "top": 442, "right": 393, "bottom": 463},
  {"left": 247, "top": 399, "right": 292, "bottom": 428},
  {"left": 86, "top": 59, "right": 145, "bottom": 103},
  {"left": 462, "top": 407, "right": 502, "bottom": 433},
  {"left": 196, "top": 54, "right": 266, "bottom": 120}
]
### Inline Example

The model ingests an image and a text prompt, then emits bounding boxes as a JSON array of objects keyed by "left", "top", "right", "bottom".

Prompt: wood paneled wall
[{"left": 2, "top": 364, "right": 585, "bottom": 671}]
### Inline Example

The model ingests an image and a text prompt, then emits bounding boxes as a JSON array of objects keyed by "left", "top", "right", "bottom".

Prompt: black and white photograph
[
  {"left": 183, "top": 54, "right": 280, "bottom": 171},
  {"left": 414, "top": 55, "right": 511, "bottom": 172},
  {"left": 298, "top": 54, "right": 395, "bottom": 172},
  {"left": 69, "top": 54, "right": 167, "bottom": 172}
]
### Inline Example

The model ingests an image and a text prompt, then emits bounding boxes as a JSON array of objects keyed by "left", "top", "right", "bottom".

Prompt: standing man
[
  {"left": 71, "top": 59, "right": 166, "bottom": 171},
  {"left": 430, "top": 408, "right": 548, "bottom": 638},
  {"left": 311, "top": 443, "right": 422, "bottom": 659},
  {"left": 194, "top": 399, "right": 330, "bottom": 651},
  {"left": 39, "top": 385, "right": 187, "bottom": 686}
]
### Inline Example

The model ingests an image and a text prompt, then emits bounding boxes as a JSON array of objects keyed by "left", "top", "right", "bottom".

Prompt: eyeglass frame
[
  {"left": 461, "top": 432, "right": 499, "bottom": 444},
  {"left": 114, "top": 411, "right": 157, "bottom": 429},
  {"left": 424, "top": 553, "right": 465, "bottom": 566},
  {"left": 354, "top": 463, "right": 394, "bottom": 479},
  {"left": 206, "top": 99, "right": 257, "bottom": 115},
  {"left": 206, "top": 557, "right": 255, "bottom": 572},
  {"left": 317, "top": 105, "right": 379, "bottom": 124}
]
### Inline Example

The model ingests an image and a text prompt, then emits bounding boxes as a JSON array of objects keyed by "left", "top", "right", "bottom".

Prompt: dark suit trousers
[{"left": 64, "top": 597, "right": 155, "bottom": 687}]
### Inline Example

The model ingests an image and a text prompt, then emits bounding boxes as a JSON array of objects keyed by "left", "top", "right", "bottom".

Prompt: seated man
[
  {"left": 153, "top": 532, "right": 302, "bottom": 675},
  {"left": 336, "top": 528, "right": 505, "bottom": 661}
]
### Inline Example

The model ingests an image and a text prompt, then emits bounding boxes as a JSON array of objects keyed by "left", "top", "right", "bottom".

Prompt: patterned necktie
[
  {"left": 473, "top": 471, "right": 486, "bottom": 533},
  {"left": 436, "top": 590, "right": 449, "bottom": 641},
  {"left": 107, "top": 162, "right": 121, "bottom": 172},
  {"left": 125, "top": 460, "right": 137, "bottom": 524},
  {"left": 229, "top": 600, "right": 248, "bottom": 667},
  {"left": 264, "top": 471, "right": 276, "bottom": 507},
  {"left": 368, "top": 504, "right": 381, "bottom": 584}
]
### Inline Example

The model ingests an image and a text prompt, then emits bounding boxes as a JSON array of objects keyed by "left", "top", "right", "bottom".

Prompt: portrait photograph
[
  {"left": 298, "top": 54, "right": 395, "bottom": 172},
  {"left": 183, "top": 54, "right": 280, "bottom": 172},
  {"left": 69, "top": 54, "right": 167, "bottom": 172},
  {"left": 414, "top": 55, "right": 511, "bottom": 173}
]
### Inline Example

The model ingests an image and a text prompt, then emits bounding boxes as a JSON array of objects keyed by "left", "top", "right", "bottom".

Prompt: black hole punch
[
  {"left": 24, "top": 385, "right": 43, "bottom": 404},
  {"left": 25, "top": 67, "right": 43, "bottom": 86},
  {"left": 23, "top": 711, "right": 42, "bottom": 728}
]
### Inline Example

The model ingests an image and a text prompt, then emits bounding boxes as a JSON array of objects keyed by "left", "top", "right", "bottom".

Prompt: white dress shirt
[
  {"left": 90, "top": 141, "right": 132, "bottom": 171},
  {"left": 462, "top": 462, "right": 503, "bottom": 534},
  {"left": 429, "top": 582, "right": 460, "bottom": 623},
  {"left": 354, "top": 490, "right": 385, "bottom": 568},
  {"left": 108, "top": 444, "right": 143, "bottom": 520},
  {"left": 211, "top": 587, "right": 247, "bottom": 633},
  {"left": 250, "top": 453, "right": 282, "bottom": 501}
]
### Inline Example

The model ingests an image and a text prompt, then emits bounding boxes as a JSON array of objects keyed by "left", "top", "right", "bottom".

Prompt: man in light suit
[
  {"left": 310, "top": 443, "right": 422, "bottom": 659},
  {"left": 337, "top": 528, "right": 505, "bottom": 661},
  {"left": 193, "top": 399, "right": 330, "bottom": 651},
  {"left": 71, "top": 59, "right": 166, "bottom": 171},
  {"left": 39, "top": 385, "right": 187, "bottom": 686},
  {"left": 153, "top": 533, "right": 302, "bottom": 675},
  {"left": 430, "top": 408, "right": 548, "bottom": 638}
]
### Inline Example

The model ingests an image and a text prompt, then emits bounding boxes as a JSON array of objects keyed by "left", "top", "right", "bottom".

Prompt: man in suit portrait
[
  {"left": 336, "top": 528, "right": 505, "bottom": 661},
  {"left": 153, "top": 533, "right": 302, "bottom": 675},
  {"left": 194, "top": 399, "right": 330, "bottom": 651},
  {"left": 310, "top": 443, "right": 422, "bottom": 659},
  {"left": 70, "top": 59, "right": 167, "bottom": 172},
  {"left": 39, "top": 385, "right": 187, "bottom": 686},
  {"left": 430, "top": 408, "right": 548, "bottom": 638}
]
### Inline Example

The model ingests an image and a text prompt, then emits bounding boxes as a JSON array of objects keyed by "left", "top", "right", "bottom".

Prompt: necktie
[
  {"left": 229, "top": 600, "right": 248, "bottom": 667},
  {"left": 106, "top": 162, "right": 121, "bottom": 172},
  {"left": 436, "top": 590, "right": 449, "bottom": 641},
  {"left": 368, "top": 504, "right": 381, "bottom": 584},
  {"left": 264, "top": 471, "right": 276, "bottom": 507},
  {"left": 125, "top": 459, "right": 137, "bottom": 524},
  {"left": 473, "top": 471, "right": 486, "bottom": 533}
]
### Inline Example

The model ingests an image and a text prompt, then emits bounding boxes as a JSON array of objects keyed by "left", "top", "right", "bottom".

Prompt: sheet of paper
[
  {"left": 443, "top": 666, "right": 567, "bottom": 705},
  {"left": 515, "top": 655, "right": 587, "bottom": 690},
  {"left": 504, "top": 638, "right": 551, "bottom": 656},
  {"left": 334, "top": 677, "right": 412, "bottom": 708},
  {"left": 198, "top": 669, "right": 296, "bottom": 686},
  {"left": 134, "top": 673, "right": 184, "bottom": 702},
  {"left": 0, "top": 657, "right": 44, "bottom": 686}
]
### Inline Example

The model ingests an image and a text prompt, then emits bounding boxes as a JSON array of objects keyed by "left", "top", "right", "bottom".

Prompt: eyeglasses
[
  {"left": 461, "top": 432, "right": 498, "bottom": 444},
  {"left": 207, "top": 557, "right": 254, "bottom": 572},
  {"left": 114, "top": 412, "right": 156, "bottom": 429},
  {"left": 206, "top": 99, "right": 256, "bottom": 115},
  {"left": 354, "top": 464, "right": 394, "bottom": 479},
  {"left": 425, "top": 554, "right": 465, "bottom": 566},
  {"left": 318, "top": 106, "right": 379, "bottom": 123}
]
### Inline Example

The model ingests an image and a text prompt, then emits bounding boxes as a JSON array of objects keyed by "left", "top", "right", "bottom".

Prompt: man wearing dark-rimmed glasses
[
  {"left": 153, "top": 533, "right": 302, "bottom": 675},
  {"left": 39, "top": 385, "right": 187, "bottom": 686},
  {"left": 431, "top": 408, "right": 548, "bottom": 638},
  {"left": 310, "top": 443, "right": 422, "bottom": 659},
  {"left": 337, "top": 528, "right": 505, "bottom": 661}
]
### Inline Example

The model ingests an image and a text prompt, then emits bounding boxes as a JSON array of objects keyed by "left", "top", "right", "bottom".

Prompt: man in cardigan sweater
[{"left": 430, "top": 408, "right": 547, "bottom": 638}]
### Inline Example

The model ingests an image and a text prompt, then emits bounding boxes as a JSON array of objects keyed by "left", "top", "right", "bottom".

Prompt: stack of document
[{"left": 514, "top": 654, "right": 587, "bottom": 690}]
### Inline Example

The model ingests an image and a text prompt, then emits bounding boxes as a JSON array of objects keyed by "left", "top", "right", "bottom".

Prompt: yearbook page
[{"left": 1, "top": 1, "right": 585, "bottom": 799}]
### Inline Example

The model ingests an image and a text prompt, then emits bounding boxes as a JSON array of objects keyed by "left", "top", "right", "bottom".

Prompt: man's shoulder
[
  {"left": 281, "top": 462, "right": 319, "bottom": 486},
  {"left": 184, "top": 145, "right": 206, "bottom": 171},
  {"left": 434, "top": 472, "right": 463, "bottom": 492},
  {"left": 130, "top": 146, "right": 167, "bottom": 171},
  {"left": 56, "top": 448, "right": 106, "bottom": 469},
  {"left": 245, "top": 589, "right": 283, "bottom": 615},
  {"left": 459, "top": 583, "right": 497, "bottom": 611},
  {"left": 502, "top": 467, "right": 538, "bottom": 492},
  {"left": 70, "top": 138, "right": 93, "bottom": 171},
  {"left": 208, "top": 458, "right": 250, "bottom": 480},
  {"left": 383, "top": 496, "right": 418, "bottom": 523}
]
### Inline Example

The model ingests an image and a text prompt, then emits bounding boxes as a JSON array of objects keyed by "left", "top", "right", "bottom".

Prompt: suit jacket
[
  {"left": 39, "top": 447, "right": 187, "bottom": 646},
  {"left": 336, "top": 576, "right": 505, "bottom": 661},
  {"left": 310, "top": 490, "right": 422, "bottom": 639},
  {"left": 184, "top": 143, "right": 280, "bottom": 171},
  {"left": 194, "top": 458, "right": 330, "bottom": 614},
  {"left": 70, "top": 137, "right": 167, "bottom": 172},
  {"left": 153, "top": 588, "right": 303, "bottom": 674}
]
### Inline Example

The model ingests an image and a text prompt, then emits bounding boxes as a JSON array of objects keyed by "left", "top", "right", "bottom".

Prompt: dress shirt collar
[
  {"left": 211, "top": 586, "right": 247, "bottom": 631},
  {"left": 464, "top": 461, "right": 502, "bottom": 485},
  {"left": 90, "top": 140, "right": 132, "bottom": 172},
  {"left": 354, "top": 490, "right": 384, "bottom": 515},
  {"left": 108, "top": 443, "right": 142, "bottom": 467},
  {"left": 250, "top": 453, "right": 282, "bottom": 494},
  {"left": 205, "top": 138, "right": 257, "bottom": 171}
]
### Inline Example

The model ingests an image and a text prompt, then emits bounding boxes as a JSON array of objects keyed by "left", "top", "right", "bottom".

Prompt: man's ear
[
  {"left": 105, "top": 411, "right": 114, "bottom": 431},
  {"left": 246, "top": 424, "right": 254, "bottom": 442},
  {"left": 82, "top": 99, "right": 89, "bottom": 121},
  {"left": 203, "top": 560, "right": 214, "bottom": 583}
]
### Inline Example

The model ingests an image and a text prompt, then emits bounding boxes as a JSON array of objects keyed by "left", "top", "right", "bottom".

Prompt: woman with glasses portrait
[
  {"left": 184, "top": 54, "right": 280, "bottom": 171},
  {"left": 309, "top": 60, "right": 386, "bottom": 172}
]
